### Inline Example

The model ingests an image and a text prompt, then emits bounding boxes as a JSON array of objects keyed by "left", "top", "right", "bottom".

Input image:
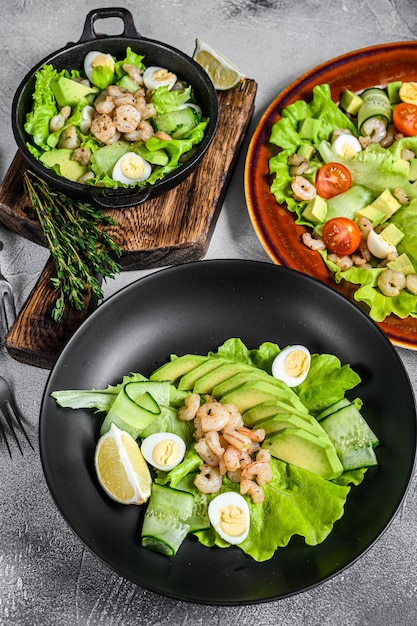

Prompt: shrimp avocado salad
[
  {"left": 51, "top": 338, "right": 379, "bottom": 562},
  {"left": 24, "top": 47, "right": 210, "bottom": 189},
  {"left": 269, "top": 81, "right": 417, "bottom": 322}
]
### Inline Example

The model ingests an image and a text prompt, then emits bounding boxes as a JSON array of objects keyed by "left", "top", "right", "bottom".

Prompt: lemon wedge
[
  {"left": 94, "top": 422, "right": 152, "bottom": 505},
  {"left": 192, "top": 38, "right": 245, "bottom": 90}
]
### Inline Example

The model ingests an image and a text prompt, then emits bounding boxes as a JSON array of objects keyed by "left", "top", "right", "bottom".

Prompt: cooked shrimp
[
  {"left": 107, "top": 85, "right": 126, "bottom": 98},
  {"left": 331, "top": 128, "right": 352, "bottom": 141},
  {"left": 194, "top": 464, "right": 222, "bottom": 494},
  {"left": 327, "top": 253, "right": 353, "bottom": 271},
  {"left": 123, "top": 63, "right": 144, "bottom": 85},
  {"left": 406, "top": 274, "right": 417, "bottom": 295},
  {"left": 193, "top": 414, "right": 204, "bottom": 440},
  {"left": 95, "top": 94, "right": 116, "bottom": 115},
  {"left": 256, "top": 448, "right": 271, "bottom": 463},
  {"left": 205, "top": 430, "right": 225, "bottom": 458},
  {"left": 393, "top": 187, "right": 409, "bottom": 205},
  {"left": 154, "top": 131, "right": 172, "bottom": 141},
  {"left": 291, "top": 175, "right": 317, "bottom": 201},
  {"left": 49, "top": 105, "right": 71, "bottom": 132},
  {"left": 197, "top": 401, "right": 230, "bottom": 432},
  {"left": 141, "top": 103, "right": 156, "bottom": 120},
  {"left": 222, "top": 428, "right": 252, "bottom": 451},
  {"left": 194, "top": 438, "right": 220, "bottom": 466},
  {"left": 90, "top": 114, "right": 117, "bottom": 143},
  {"left": 58, "top": 125, "right": 80, "bottom": 150},
  {"left": 302, "top": 232, "right": 326, "bottom": 251},
  {"left": 377, "top": 268, "right": 406, "bottom": 297},
  {"left": 237, "top": 426, "right": 265, "bottom": 443},
  {"left": 361, "top": 117, "right": 387, "bottom": 143},
  {"left": 357, "top": 217, "right": 373, "bottom": 240},
  {"left": 241, "top": 461, "right": 273, "bottom": 486},
  {"left": 223, "top": 404, "right": 244, "bottom": 430},
  {"left": 135, "top": 120, "right": 155, "bottom": 142},
  {"left": 114, "top": 92, "right": 137, "bottom": 107},
  {"left": 133, "top": 94, "right": 146, "bottom": 113},
  {"left": 178, "top": 392, "right": 200, "bottom": 421},
  {"left": 226, "top": 468, "right": 242, "bottom": 483},
  {"left": 223, "top": 445, "right": 252, "bottom": 472},
  {"left": 114, "top": 104, "right": 141, "bottom": 133},
  {"left": 288, "top": 153, "right": 309, "bottom": 176},
  {"left": 71, "top": 147, "right": 91, "bottom": 166},
  {"left": 78, "top": 171, "right": 95, "bottom": 184},
  {"left": 240, "top": 478, "right": 264, "bottom": 503}
]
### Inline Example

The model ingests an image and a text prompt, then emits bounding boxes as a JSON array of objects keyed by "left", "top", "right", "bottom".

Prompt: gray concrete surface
[{"left": 0, "top": 1, "right": 416, "bottom": 624}]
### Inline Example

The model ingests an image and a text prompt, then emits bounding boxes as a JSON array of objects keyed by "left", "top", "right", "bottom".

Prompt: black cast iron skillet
[{"left": 12, "top": 7, "right": 219, "bottom": 209}]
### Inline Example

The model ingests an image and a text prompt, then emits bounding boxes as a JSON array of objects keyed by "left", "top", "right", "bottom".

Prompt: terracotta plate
[{"left": 245, "top": 41, "right": 417, "bottom": 350}]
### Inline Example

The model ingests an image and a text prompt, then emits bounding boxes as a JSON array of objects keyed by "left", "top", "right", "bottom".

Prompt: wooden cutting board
[{"left": 0, "top": 79, "right": 257, "bottom": 369}]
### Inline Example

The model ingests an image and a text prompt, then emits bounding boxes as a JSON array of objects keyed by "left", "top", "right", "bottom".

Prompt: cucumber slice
[
  {"left": 152, "top": 106, "right": 198, "bottom": 139},
  {"left": 357, "top": 88, "right": 391, "bottom": 131},
  {"left": 141, "top": 483, "right": 194, "bottom": 556},
  {"left": 320, "top": 403, "right": 379, "bottom": 470}
]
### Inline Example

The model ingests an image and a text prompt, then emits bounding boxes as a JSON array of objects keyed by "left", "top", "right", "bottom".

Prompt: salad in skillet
[
  {"left": 269, "top": 81, "right": 417, "bottom": 322},
  {"left": 52, "top": 338, "right": 379, "bottom": 562},
  {"left": 24, "top": 47, "right": 209, "bottom": 189}
]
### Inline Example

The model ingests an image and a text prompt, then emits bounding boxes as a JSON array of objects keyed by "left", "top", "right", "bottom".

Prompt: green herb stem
[{"left": 24, "top": 170, "right": 122, "bottom": 321}]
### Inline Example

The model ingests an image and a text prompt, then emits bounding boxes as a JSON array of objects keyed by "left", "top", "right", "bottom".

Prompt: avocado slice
[
  {"left": 255, "top": 413, "right": 326, "bottom": 438},
  {"left": 219, "top": 380, "right": 308, "bottom": 414},
  {"left": 150, "top": 354, "right": 207, "bottom": 383},
  {"left": 51, "top": 76, "right": 98, "bottom": 107},
  {"left": 212, "top": 369, "right": 274, "bottom": 397},
  {"left": 193, "top": 362, "right": 256, "bottom": 394},
  {"left": 243, "top": 400, "right": 309, "bottom": 426},
  {"left": 263, "top": 428, "right": 344, "bottom": 480},
  {"left": 39, "top": 149, "right": 87, "bottom": 182},
  {"left": 178, "top": 358, "right": 226, "bottom": 390}
]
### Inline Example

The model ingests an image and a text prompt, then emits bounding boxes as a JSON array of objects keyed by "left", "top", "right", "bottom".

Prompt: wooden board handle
[{"left": 5, "top": 257, "right": 96, "bottom": 369}]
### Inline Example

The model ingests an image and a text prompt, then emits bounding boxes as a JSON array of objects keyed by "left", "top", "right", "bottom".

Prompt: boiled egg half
[
  {"left": 143, "top": 66, "right": 177, "bottom": 91},
  {"left": 272, "top": 345, "right": 311, "bottom": 387},
  {"left": 367, "top": 228, "right": 397, "bottom": 259},
  {"left": 112, "top": 152, "right": 152, "bottom": 185},
  {"left": 84, "top": 51, "right": 115, "bottom": 83},
  {"left": 141, "top": 432, "right": 186, "bottom": 472},
  {"left": 208, "top": 492, "right": 250, "bottom": 545},
  {"left": 332, "top": 133, "right": 362, "bottom": 158}
]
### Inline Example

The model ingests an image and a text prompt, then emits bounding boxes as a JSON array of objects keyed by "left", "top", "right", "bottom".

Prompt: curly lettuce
[{"left": 269, "top": 83, "right": 417, "bottom": 322}]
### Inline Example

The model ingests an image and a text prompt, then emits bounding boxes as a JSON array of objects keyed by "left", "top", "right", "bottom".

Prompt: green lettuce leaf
[
  {"left": 193, "top": 458, "right": 350, "bottom": 561},
  {"left": 151, "top": 85, "right": 193, "bottom": 114},
  {"left": 296, "top": 353, "right": 361, "bottom": 414}
]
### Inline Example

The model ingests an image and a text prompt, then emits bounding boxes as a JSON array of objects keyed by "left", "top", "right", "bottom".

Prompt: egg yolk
[
  {"left": 120, "top": 155, "right": 147, "bottom": 180},
  {"left": 92, "top": 54, "right": 114, "bottom": 71},
  {"left": 219, "top": 505, "right": 247, "bottom": 537},
  {"left": 151, "top": 68, "right": 176, "bottom": 83},
  {"left": 284, "top": 350, "right": 309, "bottom": 378},
  {"left": 152, "top": 439, "right": 179, "bottom": 468}
]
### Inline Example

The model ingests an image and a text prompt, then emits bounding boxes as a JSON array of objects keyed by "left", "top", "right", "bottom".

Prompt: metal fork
[
  {"left": 0, "top": 376, "right": 34, "bottom": 457},
  {"left": 0, "top": 241, "right": 17, "bottom": 333}
]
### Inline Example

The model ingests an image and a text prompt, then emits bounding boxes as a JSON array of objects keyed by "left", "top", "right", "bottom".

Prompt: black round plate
[{"left": 39, "top": 260, "right": 416, "bottom": 605}]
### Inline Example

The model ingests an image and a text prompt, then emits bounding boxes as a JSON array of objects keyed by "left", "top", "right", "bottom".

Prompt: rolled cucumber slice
[
  {"left": 141, "top": 483, "right": 194, "bottom": 556},
  {"left": 320, "top": 403, "right": 379, "bottom": 470}
]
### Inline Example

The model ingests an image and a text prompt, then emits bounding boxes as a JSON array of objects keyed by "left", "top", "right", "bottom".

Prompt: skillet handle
[
  {"left": 78, "top": 7, "right": 140, "bottom": 43},
  {"left": 91, "top": 187, "right": 152, "bottom": 209}
]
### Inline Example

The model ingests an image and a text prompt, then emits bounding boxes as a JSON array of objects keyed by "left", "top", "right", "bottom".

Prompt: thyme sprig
[{"left": 24, "top": 171, "right": 122, "bottom": 322}]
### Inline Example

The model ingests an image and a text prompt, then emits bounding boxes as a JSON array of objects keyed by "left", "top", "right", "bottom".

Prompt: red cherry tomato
[
  {"left": 393, "top": 102, "right": 417, "bottom": 136},
  {"left": 322, "top": 217, "right": 361, "bottom": 256},
  {"left": 316, "top": 163, "right": 352, "bottom": 199}
]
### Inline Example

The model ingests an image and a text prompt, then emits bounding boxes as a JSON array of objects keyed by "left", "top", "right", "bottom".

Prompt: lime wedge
[{"left": 192, "top": 38, "right": 245, "bottom": 90}]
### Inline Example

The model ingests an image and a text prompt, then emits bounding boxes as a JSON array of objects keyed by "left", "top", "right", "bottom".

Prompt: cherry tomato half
[
  {"left": 316, "top": 163, "right": 352, "bottom": 199},
  {"left": 393, "top": 102, "right": 417, "bottom": 136},
  {"left": 322, "top": 217, "right": 361, "bottom": 256}
]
